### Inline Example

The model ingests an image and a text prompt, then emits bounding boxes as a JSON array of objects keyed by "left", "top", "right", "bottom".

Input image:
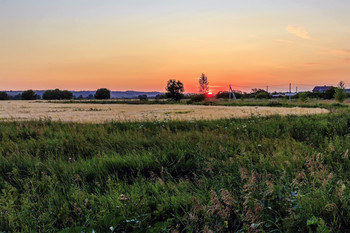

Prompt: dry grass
[{"left": 0, "top": 100, "right": 329, "bottom": 123}]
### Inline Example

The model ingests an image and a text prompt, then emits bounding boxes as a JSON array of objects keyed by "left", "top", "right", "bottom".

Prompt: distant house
[{"left": 312, "top": 86, "right": 333, "bottom": 92}]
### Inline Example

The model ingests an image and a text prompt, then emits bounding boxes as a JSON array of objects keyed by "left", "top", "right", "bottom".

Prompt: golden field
[{"left": 0, "top": 101, "right": 329, "bottom": 123}]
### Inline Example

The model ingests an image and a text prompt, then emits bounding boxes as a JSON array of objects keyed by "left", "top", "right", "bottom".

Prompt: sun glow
[{"left": 206, "top": 92, "right": 214, "bottom": 98}]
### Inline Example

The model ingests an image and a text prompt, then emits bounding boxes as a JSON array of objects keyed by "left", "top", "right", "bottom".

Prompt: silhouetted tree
[
  {"left": 165, "top": 79, "right": 184, "bottom": 101},
  {"left": 61, "top": 90, "right": 73, "bottom": 100},
  {"left": 0, "top": 92, "right": 9, "bottom": 100},
  {"left": 43, "top": 89, "right": 73, "bottom": 100},
  {"left": 199, "top": 73, "right": 209, "bottom": 94},
  {"left": 94, "top": 88, "right": 111, "bottom": 99},
  {"left": 21, "top": 90, "right": 38, "bottom": 100}
]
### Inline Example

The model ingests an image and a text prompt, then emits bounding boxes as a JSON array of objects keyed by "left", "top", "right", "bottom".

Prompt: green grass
[
  {"left": 1, "top": 109, "right": 350, "bottom": 232},
  {"left": 194, "top": 99, "right": 349, "bottom": 110}
]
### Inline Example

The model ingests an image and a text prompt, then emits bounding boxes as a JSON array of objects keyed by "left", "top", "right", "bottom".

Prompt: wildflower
[{"left": 119, "top": 194, "right": 129, "bottom": 201}]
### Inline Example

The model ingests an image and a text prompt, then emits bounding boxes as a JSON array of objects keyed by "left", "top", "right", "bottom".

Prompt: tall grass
[{"left": 1, "top": 111, "right": 350, "bottom": 232}]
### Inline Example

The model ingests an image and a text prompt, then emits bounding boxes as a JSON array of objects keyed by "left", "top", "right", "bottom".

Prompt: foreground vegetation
[{"left": 1, "top": 109, "right": 350, "bottom": 232}]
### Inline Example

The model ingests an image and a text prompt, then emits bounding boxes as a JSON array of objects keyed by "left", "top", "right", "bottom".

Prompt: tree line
[
  {"left": 0, "top": 77, "right": 348, "bottom": 103},
  {"left": 0, "top": 88, "right": 112, "bottom": 100}
]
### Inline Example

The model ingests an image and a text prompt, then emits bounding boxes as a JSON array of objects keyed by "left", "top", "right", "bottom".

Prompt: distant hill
[{"left": 5, "top": 90, "right": 164, "bottom": 99}]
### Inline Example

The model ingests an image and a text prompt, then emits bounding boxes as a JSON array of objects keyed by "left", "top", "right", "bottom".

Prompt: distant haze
[{"left": 1, "top": 0, "right": 350, "bottom": 93}]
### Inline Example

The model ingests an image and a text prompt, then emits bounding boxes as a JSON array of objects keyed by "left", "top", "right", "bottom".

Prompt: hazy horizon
[{"left": 1, "top": 0, "right": 350, "bottom": 93}]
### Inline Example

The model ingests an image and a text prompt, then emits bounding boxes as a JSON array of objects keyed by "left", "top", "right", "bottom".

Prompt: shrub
[
  {"left": 190, "top": 94, "right": 206, "bottom": 102},
  {"left": 216, "top": 91, "right": 243, "bottom": 99},
  {"left": 254, "top": 90, "right": 271, "bottom": 99},
  {"left": 322, "top": 86, "right": 336, "bottom": 99},
  {"left": 298, "top": 92, "right": 308, "bottom": 102},
  {"left": 335, "top": 88, "right": 347, "bottom": 103}
]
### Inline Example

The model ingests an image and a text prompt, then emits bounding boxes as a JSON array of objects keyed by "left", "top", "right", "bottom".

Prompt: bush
[
  {"left": 21, "top": 90, "right": 38, "bottom": 100},
  {"left": 254, "top": 90, "right": 271, "bottom": 99},
  {"left": 94, "top": 88, "right": 111, "bottom": 99},
  {"left": 322, "top": 86, "right": 336, "bottom": 99},
  {"left": 190, "top": 94, "right": 206, "bottom": 102},
  {"left": 298, "top": 92, "right": 308, "bottom": 102},
  {"left": 0, "top": 91, "right": 9, "bottom": 100},
  {"left": 335, "top": 88, "right": 347, "bottom": 103},
  {"left": 216, "top": 91, "right": 243, "bottom": 99}
]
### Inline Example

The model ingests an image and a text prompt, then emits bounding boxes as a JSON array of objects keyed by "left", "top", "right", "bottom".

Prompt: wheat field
[{"left": 0, "top": 100, "right": 329, "bottom": 123}]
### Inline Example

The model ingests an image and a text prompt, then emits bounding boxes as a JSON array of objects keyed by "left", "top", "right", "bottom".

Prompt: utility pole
[
  {"left": 229, "top": 84, "right": 237, "bottom": 101},
  {"left": 289, "top": 83, "right": 292, "bottom": 101},
  {"left": 266, "top": 86, "right": 269, "bottom": 93},
  {"left": 296, "top": 86, "right": 298, "bottom": 93}
]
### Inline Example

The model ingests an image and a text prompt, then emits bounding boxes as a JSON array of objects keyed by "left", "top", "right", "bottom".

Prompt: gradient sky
[{"left": 1, "top": 0, "right": 350, "bottom": 92}]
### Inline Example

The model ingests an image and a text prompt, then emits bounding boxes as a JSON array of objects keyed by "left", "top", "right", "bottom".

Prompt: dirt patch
[{"left": 0, "top": 101, "right": 329, "bottom": 123}]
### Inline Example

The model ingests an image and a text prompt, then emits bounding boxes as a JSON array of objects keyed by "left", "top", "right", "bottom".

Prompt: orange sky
[{"left": 1, "top": 1, "right": 350, "bottom": 93}]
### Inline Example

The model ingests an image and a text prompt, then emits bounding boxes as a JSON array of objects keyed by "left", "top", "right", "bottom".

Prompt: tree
[
  {"left": 94, "top": 88, "right": 111, "bottom": 99},
  {"left": 165, "top": 79, "right": 184, "bottom": 101},
  {"left": 0, "top": 91, "right": 9, "bottom": 100},
  {"left": 43, "top": 89, "right": 73, "bottom": 100},
  {"left": 21, "top": 90, "right": 38, "bottom": 100},
  {"left": 199, "top": 73, "right": 209, "bottom": 94},
  {"left": 335, "top": 81, "right": 347, "bottom": 103},
  {"left": 61, "top": 90, "right": 73, "bottom": 100}
]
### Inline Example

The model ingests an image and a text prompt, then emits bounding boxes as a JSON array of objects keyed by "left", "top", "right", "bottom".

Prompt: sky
[{"left": 1, "top": 0, "right": 350, "bottom": 93}]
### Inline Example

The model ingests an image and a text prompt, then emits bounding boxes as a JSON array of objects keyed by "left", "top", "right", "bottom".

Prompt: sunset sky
[{"left": 1, "top": 0, "right": 350, "bottom": 93}]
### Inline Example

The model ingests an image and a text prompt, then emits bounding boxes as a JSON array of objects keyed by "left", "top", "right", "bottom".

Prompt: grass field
[
  {"left": 1, "top": 101, "right": 350, "bottom": 232},
  {"left": 0, "top": 101, "right": 328, "bottom": 123}
]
